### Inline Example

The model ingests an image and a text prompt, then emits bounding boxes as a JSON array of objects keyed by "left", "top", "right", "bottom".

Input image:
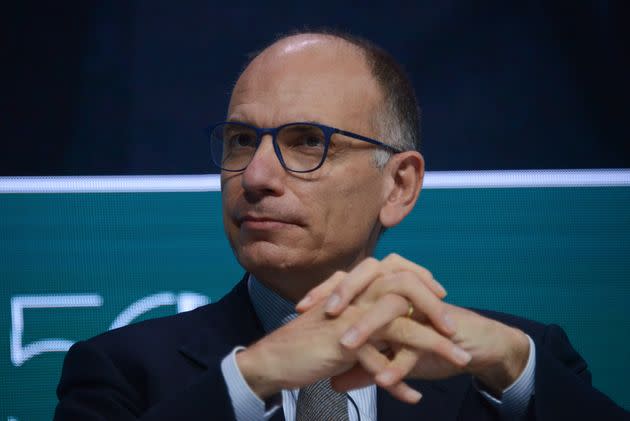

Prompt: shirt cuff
[
  {"left": 220, "top": 346, "right": 281, "bottom": 421},
  {"left": 474, "top": 334, "right": 536, "bottom": 420}
]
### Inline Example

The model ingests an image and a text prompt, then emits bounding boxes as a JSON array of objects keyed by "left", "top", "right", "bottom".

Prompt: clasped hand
[
  {"left": 295, "top": 254, "right": 530, "bottom": 403},
  {"left": 236, "top": 254, "right": 529, "bottom": 404}
]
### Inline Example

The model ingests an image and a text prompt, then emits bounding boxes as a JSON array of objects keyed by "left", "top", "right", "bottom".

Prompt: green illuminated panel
[{"left": 1, "top": 187, "right": 628, "bottom": 419}]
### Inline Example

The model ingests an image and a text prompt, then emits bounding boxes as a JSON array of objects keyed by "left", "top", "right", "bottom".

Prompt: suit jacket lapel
[
  {"left": 178, "top": 275, "right": 288, "bottom": 420},
  {"left": 179, "top": 274, "right": 266, "bottom": 368}
]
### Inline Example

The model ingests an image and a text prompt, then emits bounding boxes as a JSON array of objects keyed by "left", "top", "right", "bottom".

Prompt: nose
[{"left": 241, "top": 134, "right": 286, "bottom": 198}]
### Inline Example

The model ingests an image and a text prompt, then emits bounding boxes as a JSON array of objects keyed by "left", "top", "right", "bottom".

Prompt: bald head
[
  {"left": 248, "top": 33, "right": 367, "bottom": 68},
  {"left": 229, "top": 34, "right": 382, "bottom": 139},
  {"left": 231, "top": 30, "right": 421, "bottom": 160}
]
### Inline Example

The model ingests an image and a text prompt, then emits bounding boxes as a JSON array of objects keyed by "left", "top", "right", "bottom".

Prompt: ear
[{"left": 379, "top": 151, "right": 424, "bottom": 228}]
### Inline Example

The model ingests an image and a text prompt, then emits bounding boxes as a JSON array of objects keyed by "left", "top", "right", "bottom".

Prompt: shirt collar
[{"left": 247, "top": 274, "right": 298, "bottom": 333}]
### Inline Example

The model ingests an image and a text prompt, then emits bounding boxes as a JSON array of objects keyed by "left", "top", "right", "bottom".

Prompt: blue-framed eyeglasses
[{"left": 207, "top": 121, "right": 402, "bottom": 173}]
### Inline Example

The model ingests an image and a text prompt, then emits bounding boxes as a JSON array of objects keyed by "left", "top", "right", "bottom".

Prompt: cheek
[
  {"left": 220, "top": 186, "right": 240, "bottom": 238},
  {"left": 318, "top": 180, "right": 382, "bottom": 238}
]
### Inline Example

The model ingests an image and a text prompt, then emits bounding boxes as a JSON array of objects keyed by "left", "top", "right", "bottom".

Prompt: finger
[
  {"left": 380, "top": 317, "right": 472, "bottom": 368},
  {"left": 325, "top": 257, "right": 383, "bottom": 315},
  {"left": 325, "top": 255, "right": 448, "bottom": 316},
  {"left": 374, "top": 271, "right": 456, "bottom": 336},
  {"left": 340, "top": 293, "right": 408, "bottom": 349},
  {"left": 374, "top": 347, "right": 418, "bottom": 387},
  {"left": 341, "top": 273, "right": 455, "bottom": 348},
  {"left": 382, "top": 253, "right": 447, "bottom": 299},
  {"left": 355, "top": 344, "right": 422, "bottom": 404},
  {"left": 295, "top": 270, "right": 346, "bottom": 312}
]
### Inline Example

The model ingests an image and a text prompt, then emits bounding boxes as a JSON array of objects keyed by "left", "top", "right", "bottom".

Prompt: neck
[{"left": 251, "top": 269, "right": 332, "bottom": 303}]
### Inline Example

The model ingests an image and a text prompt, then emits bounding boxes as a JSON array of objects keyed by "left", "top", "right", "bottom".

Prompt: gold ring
[{"left": 406, "top": 301, "right": 414, "bottom": 318}]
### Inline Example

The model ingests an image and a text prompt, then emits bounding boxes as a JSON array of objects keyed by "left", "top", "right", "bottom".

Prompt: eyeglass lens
[{"left": 210, "top": 123, "right": 328, "bottom": 172}]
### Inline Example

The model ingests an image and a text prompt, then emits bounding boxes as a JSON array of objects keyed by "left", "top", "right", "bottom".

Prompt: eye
[
  {"left": 228, "top": 133, "right": 256, "bottom": 148},
  {"left": 302, "top": 135, "right": 324, "bottom": 148},
  {"left": 278, "top": 125, "right": 327, "bottom": 155}
]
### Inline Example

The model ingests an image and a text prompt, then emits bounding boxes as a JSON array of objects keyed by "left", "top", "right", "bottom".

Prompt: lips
[
  {"left": 237, "top": 213, "right": 303, "bottom": 228},
  {"left": 241, "top": 216, "right": 283, "bottom": 223}
]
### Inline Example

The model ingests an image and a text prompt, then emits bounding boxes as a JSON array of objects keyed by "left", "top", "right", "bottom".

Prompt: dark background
[{"left": 4, "top": 1, "right": 629, "bottom": 176}]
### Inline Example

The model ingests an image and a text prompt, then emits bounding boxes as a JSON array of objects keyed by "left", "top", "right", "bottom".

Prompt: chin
[{"left": 236, "top": 241, "right": 298, "bottom": 274}]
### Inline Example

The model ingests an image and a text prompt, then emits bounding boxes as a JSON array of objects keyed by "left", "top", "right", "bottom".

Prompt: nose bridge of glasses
[
  {"left": 256, "top": 127, "right": 277, "bottom": 146},
  {"left": 249, "top": 127, "right": 283, "bottom": 167}
]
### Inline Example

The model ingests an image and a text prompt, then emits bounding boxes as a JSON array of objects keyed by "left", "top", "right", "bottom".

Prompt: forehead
[{"left": 228, "top": 36, "right": 383, "bottom": 131}]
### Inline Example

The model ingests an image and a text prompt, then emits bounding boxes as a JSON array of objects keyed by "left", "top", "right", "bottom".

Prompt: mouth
[{"left": 238, "top": 214, "right": 302, "bottom": 231}]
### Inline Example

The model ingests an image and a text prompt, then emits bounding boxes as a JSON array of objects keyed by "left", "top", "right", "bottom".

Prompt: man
[{"left": 55, "top": 31, "right": 628, "bottom": 420}]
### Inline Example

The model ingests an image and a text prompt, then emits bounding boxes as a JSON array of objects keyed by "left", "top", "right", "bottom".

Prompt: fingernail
[
  {"left": 436, "top": 281, "right": 447, "bottom": 298},
  {"left": 405, "top": 389, "right": 422, "bottom": 403},
  {"left": 325, "top": 294, "right": 341, "bottom": 313},
  {"left": 453, "top": 346, "right": 472, "bottom": 365},
  {"left": 296, "top": 295, "right": 311, "bottom": 309},
  {"left": 443, "top": 313, "right": 456, "bottom": 333},
  {"left": 376, "top": 370, "right": 395, "bottom": 385},
  {"left": 340, "top": 328, "right": 359, "bottom": 347}
]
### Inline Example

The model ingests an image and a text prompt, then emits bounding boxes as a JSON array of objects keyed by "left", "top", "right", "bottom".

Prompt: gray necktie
[{"left": 295, "top": 378, "right": 349, "bottom": 421}]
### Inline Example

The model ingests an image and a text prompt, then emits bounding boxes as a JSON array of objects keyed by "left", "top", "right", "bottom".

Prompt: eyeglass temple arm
[{"left": 335, "top": 129, "right": 403, "bottom": 153}]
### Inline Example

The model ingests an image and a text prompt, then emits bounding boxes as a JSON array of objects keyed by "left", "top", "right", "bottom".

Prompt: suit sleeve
[
  {"left": 54, "top": 340, "right": 237, "bottom": 420},
  {"left": 531, "top": 324, "right": 629, "bottom": 420}
]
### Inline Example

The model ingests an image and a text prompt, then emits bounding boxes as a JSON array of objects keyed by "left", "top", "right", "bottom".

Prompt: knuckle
[
  {"left": 398, "top": 351, "right": 418, "bottom": 371},
  {"left": 364, "top": 257, "right": 383, "bottom": 275},
  {"left": 363, "top": 256, "right": 383, "bottom": 275},
  {"left": 405, "top": 352, "right": 420, "bottom": 369},
  {"left": 364, "top": 256, "right": 379, "bottom": 266},
  {"left": 384, "top": 293, "right": 405, "bottom": 310},
  {"left": 398, "top": 319, "right": 416, "bottom": 343},
  {"left": 387, "top": 272, "right": 410, "bottom": 291},
  {"left": 426, "top": 303, "right": 445, "bottom": 323},
  {"left": 435, "top": 337, "right": 455, "bottom": 360},
  {"left": 397, "top": 270, "right": 417, "bottom": 286},
  {"left": 388, "top": 365, "right": 405, "bottom": 380},
  {"left": 330, "top": 271, "right": 347, "bottom": 292},
  {"left": 419, "top": 267, "right": 433, "bottom": 280}
]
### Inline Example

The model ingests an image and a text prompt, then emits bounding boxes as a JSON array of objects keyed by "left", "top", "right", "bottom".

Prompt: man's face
[{"left": 221, "top": 36, "right": 388, "bottom": 291}]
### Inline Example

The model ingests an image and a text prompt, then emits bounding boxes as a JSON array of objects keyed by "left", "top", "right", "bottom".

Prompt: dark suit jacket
[{"left": 55, "top": 277, "right": 628, "bottom": 420}]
